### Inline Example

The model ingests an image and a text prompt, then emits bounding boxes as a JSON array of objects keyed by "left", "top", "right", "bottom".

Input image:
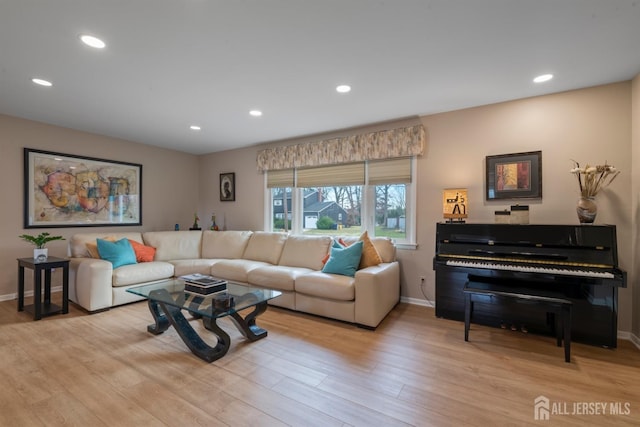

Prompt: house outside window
[{"left": 266, "top": 158, "right": 415, "bottom": 247}]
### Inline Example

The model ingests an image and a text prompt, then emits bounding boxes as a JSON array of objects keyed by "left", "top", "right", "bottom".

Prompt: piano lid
[{"left": 435, "top": 223, "right": 620, "bottom": 268}]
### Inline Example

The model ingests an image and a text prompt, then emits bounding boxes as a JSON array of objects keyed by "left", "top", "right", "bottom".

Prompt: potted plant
[{"left": 19, "top": 232, "right": 65, "bottom": 261}]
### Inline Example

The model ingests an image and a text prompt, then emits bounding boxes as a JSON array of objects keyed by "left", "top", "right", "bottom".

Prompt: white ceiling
[{"left": 1, "top": 1, "right": 640, "bottom": 155}]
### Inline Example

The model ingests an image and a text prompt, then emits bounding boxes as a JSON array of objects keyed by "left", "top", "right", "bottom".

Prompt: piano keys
[{"left": 433, "top": 223, "right": 626, "bottom": 348}]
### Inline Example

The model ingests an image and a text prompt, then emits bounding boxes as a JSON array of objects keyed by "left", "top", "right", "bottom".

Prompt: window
[
  {"left": 265, "top": 158, "right": 416, "bottom": 247},
  {"left": 270, "top": 187, "right": 293, "bottom": 232},
  {"left": 375, "top": 184, "right": 407, "bottom": 240},
  {"left": 301, "top": 185, "right": 362, "bottom": 236}
]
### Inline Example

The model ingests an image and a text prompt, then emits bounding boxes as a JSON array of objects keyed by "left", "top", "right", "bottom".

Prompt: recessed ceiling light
[
  {"left": 31, "top": 78, "right": 52, "bottom": 87},
  {"left": 80, "top": 34, "right": 106, "bottom": 49},
  {"left": 533, "top": 74, "right": 553, "bottom": 83},
  {"left": 336, "top": 84, "right": 351, "bottom": 93},
  {"left": 190, "top": 125, "right": 201, "bottom": 131},
  {"left": 249, "top": 110, "right": 263, "bottom": 117}
]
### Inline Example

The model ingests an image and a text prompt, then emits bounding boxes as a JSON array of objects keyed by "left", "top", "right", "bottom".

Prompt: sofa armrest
[
  {"left": 69, "top": 257, "right": 113, "bottom": 312},
  {"left": 354, "top": 261, "right": 400, "bottom": 328}
]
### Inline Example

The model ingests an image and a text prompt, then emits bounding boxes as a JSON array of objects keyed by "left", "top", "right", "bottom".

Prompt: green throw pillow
[
  {"left": 96, "top": 237, "right": 137, "bottom": 268},
  {"left": 321, "top": 240, "right": 363, "bottom": 277}
]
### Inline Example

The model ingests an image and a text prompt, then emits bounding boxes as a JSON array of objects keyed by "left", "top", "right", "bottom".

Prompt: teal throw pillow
[
  {"left": 321, "top": 240, "right": 363, "bottom": 277},
  {"left": 97, "top": 238, "right": 137, "bottom": 269}
]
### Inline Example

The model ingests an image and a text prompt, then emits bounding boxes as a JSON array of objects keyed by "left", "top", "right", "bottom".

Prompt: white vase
[{"left": 34, "top": 248, "right": 48, "bottom": 262}]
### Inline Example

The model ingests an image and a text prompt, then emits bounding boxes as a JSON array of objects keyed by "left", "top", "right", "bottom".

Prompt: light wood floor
[{"left": 1, "top": 296, "right": 639, "bottom": 427}]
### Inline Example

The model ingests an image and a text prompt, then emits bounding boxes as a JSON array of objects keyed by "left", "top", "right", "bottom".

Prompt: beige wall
[
  {"left": 411, "top": 82, "right": 633, "bottom": 333},
  {"left": 632, "top": 74, "right": 640, "bottom": 339},
  {"left": 197, "top": 146, "right": 266, "bottom": 232},
  {"left": 0, "top": 114, "right": 199, "bottom": 299},
  {"left": 198, "top": 82, "right": 635, "bottom": 335},
  {"left": 1, "top": 81, "right": 636, "bottom": 337}
]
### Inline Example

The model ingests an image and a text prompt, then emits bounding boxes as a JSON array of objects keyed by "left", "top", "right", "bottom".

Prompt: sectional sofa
[{"left": 67, "top": 230, "right": 400, "bottom": 328}]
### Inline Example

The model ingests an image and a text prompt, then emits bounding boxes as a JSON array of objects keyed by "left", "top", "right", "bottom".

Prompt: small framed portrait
[{"left": 220, "top": 172, "right": 235, "bottom": 201}]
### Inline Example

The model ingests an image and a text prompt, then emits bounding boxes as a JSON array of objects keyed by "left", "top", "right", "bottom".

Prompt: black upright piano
[{"left": 433, "top": 223, "right": 626, "bottom": 348}]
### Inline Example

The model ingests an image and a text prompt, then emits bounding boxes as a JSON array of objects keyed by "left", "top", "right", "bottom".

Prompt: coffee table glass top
[{"left": 127, "top": 279, "right": 281, "bottom": 319}]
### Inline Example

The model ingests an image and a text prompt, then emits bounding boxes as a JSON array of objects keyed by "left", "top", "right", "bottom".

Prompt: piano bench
[{"left": 463, "top": 285, "right": 573, "bottom": 363}]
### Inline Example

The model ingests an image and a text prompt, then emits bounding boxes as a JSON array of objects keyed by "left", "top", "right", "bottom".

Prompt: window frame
[{"left": 264, "top": 157, "right": 417, "bottom": 248}]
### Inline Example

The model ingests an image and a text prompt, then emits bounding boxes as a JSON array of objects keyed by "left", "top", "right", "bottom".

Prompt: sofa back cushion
[
  {"left": 279, "top": 235, "right": 332, "bottom": 270},
  {"left": 69, "top": 232, "right": 143, "bottom": 258},
  {"left": 340, "top": 236, "right": 396, "bottom": 263},
  {"left": 201, "top": 230, "right": 253, "bottom": 259},
  {"left": 372, "top": 237, "right": 396, "bottom": 263},
  {"left": 242, "top": 231, "right": 287, "bottom": 264},
  {"left": 142, "top": 230, "right": 202, "bottom": 261}
]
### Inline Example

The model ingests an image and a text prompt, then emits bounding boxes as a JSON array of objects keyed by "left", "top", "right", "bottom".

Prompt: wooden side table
[{"left": 17, "top": 256, "right": 70, "bottom": 320}]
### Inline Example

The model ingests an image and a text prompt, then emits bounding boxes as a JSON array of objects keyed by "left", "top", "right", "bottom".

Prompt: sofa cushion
[
  {"left": 171, "top": 259, "right": 220, "bottom": 277},
  {"left": 321, "top": 240, "right": 342, "bottom": 265},
  {"left": 358, "top": 231, "right": 383, "bottom": 269},
  {"left": 142, "top": 231, "right": 202, "bottom": 261},
  {"left": 242, "top": 232, "right": 287, "bottom": 264},
  {"left": 341, "top": 235, "right": 396, "bottom": 263},
  {"left": 295, "top": 271, "right": 355, "bottom": 301},
  {"left": 70, "top": 232, "right": 143, "bottom": 258},
  {"left": 210, "top": 259, "right": 272, "bottom": 283},
  {"left": 201, "top": 230, "right": 253, "bottom": 259},
  {"left": 372, "top": 237, "right": 396, "bottom": 263},
  {"left": 112, "top": 262, "right": 174, "bottom": 287},
  {"left": 128, "top": 239, "right": 156, "bottom": 262},
  {"left": 97, "top": 238, "right": 137, "bottom": 269},
  {"left": 86, "top": 236, "right": 117, "bottom": 258},
  {"left": 278, "top": 235, "right": 332, "bottom": 270},
  {"left": 247, "top": 265, "right": 314, "bottom": 292},
  {"left": 332, "top": 233, "right": 382, "bottom": 269},
  {"left": 322, "top": 241, "right": 363, "bottom": 277}
]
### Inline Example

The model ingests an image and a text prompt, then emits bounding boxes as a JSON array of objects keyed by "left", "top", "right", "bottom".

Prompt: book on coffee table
[{"left": 179, "top": 274, "right": 228, "bottom": 295}]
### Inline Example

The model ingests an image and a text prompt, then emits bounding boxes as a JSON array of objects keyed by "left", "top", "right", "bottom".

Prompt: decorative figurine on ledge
[
  {"left": 210, "top": 213, "right": 219, "bottom": 231},
  {"left": 190, "top": 213, "right": 201, "bottom": 230}
]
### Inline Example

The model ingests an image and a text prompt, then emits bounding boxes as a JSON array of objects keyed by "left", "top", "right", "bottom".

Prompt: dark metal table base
[{"left": 146, "top": 297, "right": 268, "bottom": 362}]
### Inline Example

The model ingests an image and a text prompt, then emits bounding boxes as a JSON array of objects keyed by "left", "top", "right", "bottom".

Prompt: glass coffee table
[{"left": 127, "top": 279, "right": 281, "bottom": 362}]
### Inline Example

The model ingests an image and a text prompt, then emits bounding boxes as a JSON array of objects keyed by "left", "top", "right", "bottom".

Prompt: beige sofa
[{"left": 68, "top": 230, "right": 400, "bottom": 328}]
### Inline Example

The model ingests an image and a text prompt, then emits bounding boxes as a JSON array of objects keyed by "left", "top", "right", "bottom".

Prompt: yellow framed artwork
[{"left": 443, "top": 188, "right": 468, "bottom": 221}]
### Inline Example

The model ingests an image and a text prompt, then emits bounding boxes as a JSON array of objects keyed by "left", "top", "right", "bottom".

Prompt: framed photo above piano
[{"left": 486, "top": 150, "right": 542, "bottom": 200}]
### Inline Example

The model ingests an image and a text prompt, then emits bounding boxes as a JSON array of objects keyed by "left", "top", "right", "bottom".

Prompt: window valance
[{"left": 256, "top": 124, "right": 425, "bottom": 171}]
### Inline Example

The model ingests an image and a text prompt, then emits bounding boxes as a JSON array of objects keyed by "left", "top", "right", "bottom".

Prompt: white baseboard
[
  {"left": 401, "top": 296, "right": 435, "bottom": 308},
  {"left": 617, "top": 330, "right": 631, "bottom": 341},
  {"left": 630, "top": 333, "right": 640, "bottom": 350},
  {"left": 0, "top": 286, "right": 63, "bottom": 302},
  {"left": 0, "top": 293, "right": 15, "bottom": 302}
]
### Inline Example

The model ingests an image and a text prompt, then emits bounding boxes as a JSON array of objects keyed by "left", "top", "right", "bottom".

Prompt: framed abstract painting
[
  {"left": 486, "top": 151, "right": 542, "bottom": 200},
  {"left": 24, "top": 148, "right": 142, "bottom": 228}
]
